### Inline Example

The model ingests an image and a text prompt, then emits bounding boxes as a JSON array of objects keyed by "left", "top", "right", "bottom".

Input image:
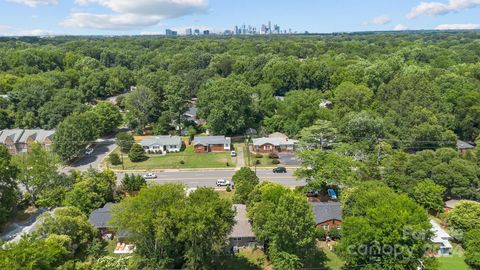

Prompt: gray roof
[
  {"left": 252, "top": 137, "right": 298, "bottom": 147},
  {"left": 229, "top": 204, "right": 255, "bottom": 238},
  {"left": 0, "top": 129, "right": 54, "bottom": 144},
  {"left": 140, "top": 136, "right": 182, "bottom": 147},
  {"left": 311, "top": 202, "right": 342, "bottom": 224},
  {"left": 184, "top": 107, "right": 198, "bottom": 117},
  {"left": 457, "top": 140, "right": 474, "bottom": 150},
  {"left": 193, "top": 136, "right": 230, "bottom": 146},
  {"left": 0, "top": 129, "right": 24, "bottom": 144},
  {"left": 89, "top": 203, "right": 114, "bottom": 228}
]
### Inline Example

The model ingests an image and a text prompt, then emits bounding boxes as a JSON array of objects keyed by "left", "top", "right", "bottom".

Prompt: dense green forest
[
  {"left": 1, "top": 32, "right": 480, "bottom": 269},
  {"left": 0, "top": 32, "right": 479, "bottom": 143}
]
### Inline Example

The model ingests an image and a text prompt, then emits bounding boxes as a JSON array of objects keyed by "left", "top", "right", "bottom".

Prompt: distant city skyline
[{"left": 1, "top": 0, "right": 480, "bottom": 36}]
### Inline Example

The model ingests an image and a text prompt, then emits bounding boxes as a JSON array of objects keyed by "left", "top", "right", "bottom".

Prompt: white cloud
[
  {"left": 393, "top": 24, "right": 408, "bottom": 31},
  {"left": 372, "top": 15, "right": 392, "bottom": 25},
  {"left": 64, "top": 0, "right": 209, "bottom": 29},
  {"left": 407, "top": 0, "right": 480, "bottom": 19},
  {"left": 75, "top": 0, "right": 208, "bottom": 17},
  {"left": 435, "top": 23, "right": 480, "bottom": 29},
  {"left": 0, "top": 25, "right": 54, "bottom": 36},
  {"left": 62, "top": 13, "right": 163, "bottom": 30},
  {"left": 6, "top": 0, "right": 57, "bottom": 7}
]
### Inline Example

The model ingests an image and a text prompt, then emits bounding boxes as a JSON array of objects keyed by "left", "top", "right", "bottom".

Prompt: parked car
[
  {"left": 306, "top": 190, "right": 320, "bottom": 197},
  {"left": 230, "top": 150, "right": 237, "bottom": 157},
  {"left": 85, "top": 147, "right": 94, "bottom": 155},
  {"left": 216, "top": 179, "right": 232, "bottom": 187},
  {"left": 273, "top": 167, "right": 287, "bottom": 173},
  {"left": 142, "top": 173, "right": 157, "bottom": 179}
]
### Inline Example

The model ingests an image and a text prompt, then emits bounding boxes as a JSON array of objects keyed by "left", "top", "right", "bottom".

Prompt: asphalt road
[
  {"left": 60, "top": 138, "right": 117, "bottom": 173},
  {"left": 116, "top": 168, "right": 305, "bottom": 188}
]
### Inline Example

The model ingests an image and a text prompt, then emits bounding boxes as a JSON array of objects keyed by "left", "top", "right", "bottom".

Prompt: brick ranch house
[
  {"left": 0, "top": 129, "right": 55, "bottom": 155},
  {"left": 192, "top": 136, "right": 231, "bottom": 153},
  {"left": 310, "top": 202, "right": 343, "bottom": 230},
  {"left": 252, "top": 132, "right": 298, "bottom": 153}
]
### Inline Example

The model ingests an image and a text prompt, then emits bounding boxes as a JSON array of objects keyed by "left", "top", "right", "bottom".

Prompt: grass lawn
[
  {"left": 243, "top": 146, "right": 279, "bottom": 168},
  {"left": 216, "top": 248, "right": 270, "bottom": 270},
  {"left": 111, "top": 145, "right": 234, "bottom": 170},
  {"left": 438, "top": 243, "right": 470, "bottom": 270},
  {"left": 317, "top": 241, "right": 344, "bottom": 270},
  {"left": 216, "top": 189, "right": 235, "bottom": 202}
]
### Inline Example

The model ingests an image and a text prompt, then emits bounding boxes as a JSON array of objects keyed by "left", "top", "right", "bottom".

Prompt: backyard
[
  {"left": 438, "top": 243, "right": 470, "bottom": 270},
  {"left": 110, "top": 145, "right": 234, "bottom": 170}
]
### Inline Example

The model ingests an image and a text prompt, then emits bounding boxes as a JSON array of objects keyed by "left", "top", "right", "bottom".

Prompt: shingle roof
[
  {"left": 193, "top": 136, "right": 230, "bottom": 146},
  {"left": 35, "top": 130, "right": 55, "bottom": 143},
  {"left": 140, "top": 136, "right": 182, "bottom": 147},
  {"left": 0, "top": 129, "right": 24, "bottom": 144},
  {"left": 252, "top": 137, "right": 298, "bottom": 147},
  {"left": 268, "top": 132, "right": 288, "bottom": 139},
  {"left": 229, "top": 204, "right": 255, "bottom": 238},
  {"left": 311, "top": 202, "right": 342, "bottom": 224},
  {"left": 457, "top": 140, "right": 474, "bottom": 150},
  {"left": 89, "top": 203, "right": 114, "bottom": 228}
]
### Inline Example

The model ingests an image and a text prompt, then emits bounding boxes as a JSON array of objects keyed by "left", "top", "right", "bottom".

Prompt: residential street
[
  {"left": 116, "top": 168, "right": 305, "bottom": 188},
  {"left": 60, "top": 138, "right": 116, "bottom": 173}
]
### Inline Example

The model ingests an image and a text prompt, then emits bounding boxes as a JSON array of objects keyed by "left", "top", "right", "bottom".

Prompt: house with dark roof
[
  {"left": 456, "top": 140, "right": 475, "bottom": 155},
  {"left": 89, "top": 203, "right": 114, "bottom": 235},
  {"left": 311, "top": 202, "right": 343, "bottom": 230},
  {"left": 192, "top": 136, "right": 231, "bottom": 153},
  {"left": 140, "top": 136, "right": 182, "bottom": 153},
  {"left": 229, "top": 204, "right": 258, "bottom": 249}
]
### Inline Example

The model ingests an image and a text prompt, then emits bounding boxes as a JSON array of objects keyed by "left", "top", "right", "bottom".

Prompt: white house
[
  {"left": 140, "top": 136, "right": 182, "bottom": 153},
  {"left": 430, "top": 219, "right": 452, "bottom": 256}
]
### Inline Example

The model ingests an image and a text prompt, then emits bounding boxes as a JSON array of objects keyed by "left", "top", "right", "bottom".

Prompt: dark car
[
  {"left": 306, "top": 190, "right": 320, "bottom": 197},
  {"left": 273, "top": 167, "right": 287, "bottom": 173}
]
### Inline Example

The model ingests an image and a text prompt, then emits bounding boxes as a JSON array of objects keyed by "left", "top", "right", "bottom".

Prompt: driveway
[
  {"left": 60, "top": 138, "right": 117, "bottom": 173},
  {"left": 278, "top": 152, "right": 302, "bottom": 167}
]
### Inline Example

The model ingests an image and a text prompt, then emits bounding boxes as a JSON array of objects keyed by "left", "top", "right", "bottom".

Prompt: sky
[{"left": 0, "top": 0, "right": 480, "bottom": 36}]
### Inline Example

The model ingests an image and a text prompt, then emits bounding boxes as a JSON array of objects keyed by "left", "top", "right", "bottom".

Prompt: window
[{"left": 323, "top": 224, "right": 329, "bottom": 230}]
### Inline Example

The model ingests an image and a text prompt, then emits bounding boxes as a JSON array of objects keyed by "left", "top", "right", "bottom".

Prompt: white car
[
  {"left": 142, "top": 173, "right": 157, "bottom": 179},
  {"left": 230, "top": 150, "right": 237, "bottom": 157},
  {"left": 85, "top": 148, "right": 94, "bottom": 155},
  {"left": 216, "top": 179, "right": 232, "bottom": 187}
]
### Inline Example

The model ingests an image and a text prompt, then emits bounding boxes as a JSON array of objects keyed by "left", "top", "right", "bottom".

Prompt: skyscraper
[
  {"left": 165, "top": 29, "right": 177, "bottom": 36},
  {"left": 194, "top": 29, "right": 200, "bottom": 35},
  {"left": 186, "top": 28, "right": 192, "bottom": 36}
]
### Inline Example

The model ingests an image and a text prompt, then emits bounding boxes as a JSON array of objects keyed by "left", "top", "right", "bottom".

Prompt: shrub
[
  {"left": 180, "top": 160, "right": 185, "bottom": 164},
  {"left": 128, "top": 144, "right": 148, "bottom": 162},
  {"left": 255, "top": 153, "right": 263, "bottom": 158},
  {"left": 255, "top": 160, "right": 261, "bottom": 165},
  {"left": 226, "top": 186, "right": 232, "bottom": 192},
  {"left": 226, "top": 162, "right": 230, "bottom": 167},
  {"left": 328, "top": 228, "right": 341, "bottom": 240},
  {"left": 316, "top": 228, "right": 327, "bottom": 240},
  {"left": 272, "top": 159, "right": 281, "bottom": 165},
  {"left": 109, "top": 153, "right": 122, "bottom": 165},
  {"left": 269, "top": 153, "right": 279, "bottom": 159}
]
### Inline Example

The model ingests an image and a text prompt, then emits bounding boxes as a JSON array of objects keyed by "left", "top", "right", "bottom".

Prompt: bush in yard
[
  {"left": 269, "top": 153, "right": 279, "bottom": 159},
  {"left": 316, "top": 228, "right": 327, "bottom": 240},
  {"left": 255, "top": 160, "right": 261, "bottom": 165},
  {"left": 255, "top": 153, "right": 263, "bottom": 158},
  {"left": 226, "top": 186, "right": 231, "bottom": 192},
  {"left": 272, "top": 159, "right": 281, "bottom": 165},
  {"left": 128, "top": 144, "right": 148, "bottom": 162},
  {"left": 328, "top": 228, "right": 341, "bottom": 240},
  {"left": 180, "top": 160, "right": 185, "bottom": 165},
  {"left": 109, "top": 153, "right": 122, "bottom": 165}
]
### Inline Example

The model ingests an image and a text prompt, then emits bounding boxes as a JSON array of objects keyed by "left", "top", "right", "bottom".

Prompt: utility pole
[{"left": 121, "top": 151, "right": 125, "bottom": 170}]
